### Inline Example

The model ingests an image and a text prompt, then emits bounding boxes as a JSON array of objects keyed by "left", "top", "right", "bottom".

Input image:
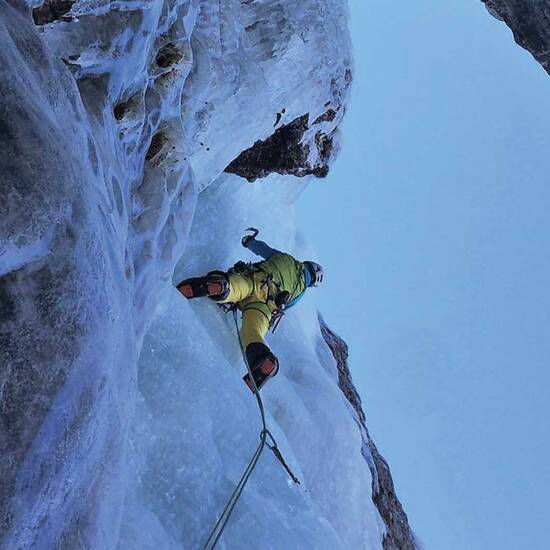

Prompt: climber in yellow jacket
[{"left": 176, "top": 228, "right": 324, "bottom": 391}]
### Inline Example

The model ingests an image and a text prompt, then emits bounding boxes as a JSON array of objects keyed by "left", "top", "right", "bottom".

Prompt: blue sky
[{"left": 298, "top": 1, "right": 550, "bottom": 549}]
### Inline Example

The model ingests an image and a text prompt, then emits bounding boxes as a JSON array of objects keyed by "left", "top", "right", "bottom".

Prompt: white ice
[{"left": 119, "top": 174, "right": 385, "bottom": 549}]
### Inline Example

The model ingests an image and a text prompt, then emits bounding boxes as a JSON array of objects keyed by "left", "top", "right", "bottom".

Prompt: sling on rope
[{"left": 201, "top": 310, "right": 300, "bottom": 550}]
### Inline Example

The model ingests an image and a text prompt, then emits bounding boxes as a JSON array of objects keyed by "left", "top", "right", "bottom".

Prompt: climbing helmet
[{"left": 304, "top": 261, "right": 324, "bottom": 287}]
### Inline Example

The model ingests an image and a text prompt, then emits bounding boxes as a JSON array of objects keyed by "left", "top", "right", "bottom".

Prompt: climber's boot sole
[
  {"left": 243, "top": 356, "right": 279, "bottom": 392},
  {"left": 207, "top": 281, "right": 224, "bottom": 296},
  {"left": 176, "top": 275, "right": 228, "bottom": 300},
  {"left": 176, "top": 277, "right": 209, "bottom": 299}
]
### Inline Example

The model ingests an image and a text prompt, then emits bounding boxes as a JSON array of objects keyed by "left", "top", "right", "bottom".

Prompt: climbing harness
[
  {"left": 269, "top": 262, "right": 305, "bottom": 333},
  {"left": 269, "top": 309, "right": 285, "bottom": 333},
  {"left": 228, "top": 260, "right": 255, "bottom": 276},
  {"left": 269, "top": 289, "right": 289, "bottom": 333},
  {"left": 227, "top": 260, "right": 288, "bottom": 333},
  {"left": 202, "top": 310, "right": 300, "bottom": 550}
]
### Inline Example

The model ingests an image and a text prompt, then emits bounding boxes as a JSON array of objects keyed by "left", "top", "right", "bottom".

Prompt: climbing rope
[{"left": 202, "top": 310, "right": 300, "bottom": 550}]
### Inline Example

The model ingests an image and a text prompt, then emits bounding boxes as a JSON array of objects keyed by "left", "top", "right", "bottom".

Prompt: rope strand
[{"left": 202, "top": 310, "right": 299, "bottom": 550}]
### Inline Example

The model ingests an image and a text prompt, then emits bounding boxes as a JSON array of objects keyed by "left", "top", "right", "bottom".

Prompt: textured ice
[
  {"left": 0, "top": 0, "right": 391, "bottom": 547},
  {"left": 119, "top": 175, "right": 385, "bottom": 549}
]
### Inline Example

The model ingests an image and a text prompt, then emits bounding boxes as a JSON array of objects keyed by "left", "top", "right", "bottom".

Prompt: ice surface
[
  {"left": 0, "top": 0, "right": 388, "bottom": 547},
  {"left": 120, "top": 174, "right": 385, "bottom": 549}
]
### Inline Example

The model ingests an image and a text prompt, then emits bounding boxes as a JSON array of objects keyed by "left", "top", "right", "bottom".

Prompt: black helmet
[{"left": 304, "top": 261, "right": 324, "bottom": 287}]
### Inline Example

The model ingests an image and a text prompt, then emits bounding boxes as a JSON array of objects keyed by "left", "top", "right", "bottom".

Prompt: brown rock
[{"left": 319, "top": 315, "right": 418, "bottom": 550}]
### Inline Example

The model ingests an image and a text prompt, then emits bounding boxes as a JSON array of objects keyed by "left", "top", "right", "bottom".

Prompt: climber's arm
[{"left": 242, "top": 236, "right": 281, "bottom": 260}]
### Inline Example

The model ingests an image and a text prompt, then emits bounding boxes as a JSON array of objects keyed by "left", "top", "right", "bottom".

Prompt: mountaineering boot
[
  {"left": 243, "top": 342, "right": 279, "bottom": 392},
  {"left": 177, "top": 271, "right": 229, "bottom": 300},
  {"left": 243, "top": 355, "right": 279, "bottom": 392}
]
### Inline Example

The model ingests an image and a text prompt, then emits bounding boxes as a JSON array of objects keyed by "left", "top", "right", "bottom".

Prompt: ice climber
[{"left": 176, "top": 228, "right": 324, "bottom": 392}]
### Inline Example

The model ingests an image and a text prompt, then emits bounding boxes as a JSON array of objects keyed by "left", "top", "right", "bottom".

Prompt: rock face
[
  {"left": 225, "top": 106, "right": 346, "bottom": 181},
  {"left": 320, "top": 317, "right": 417, "bottom": 550},
  {"left": 482, "top": 0, "right": 550, "bottom": 74}
]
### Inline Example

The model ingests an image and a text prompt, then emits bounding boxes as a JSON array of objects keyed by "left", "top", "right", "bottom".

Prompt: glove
[
  {"left": 241, "top": 235, "right": 253, "bottom": 247},
  {"left": 275, "top": 290, "right": 290, "bottom": 309},
  {"left": 241, "top": 227, "right": 259, "bottom": 248}
]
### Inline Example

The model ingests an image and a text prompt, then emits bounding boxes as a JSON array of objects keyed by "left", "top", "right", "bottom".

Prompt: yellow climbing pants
[{"left": 217, "top": 272, "right": 275, "bottom": 349}]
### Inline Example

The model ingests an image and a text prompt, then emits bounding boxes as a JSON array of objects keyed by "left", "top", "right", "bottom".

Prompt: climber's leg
[
  {"left": 240, "top": 305, "right": 279, "bottom": 391},
  {"left": 215, "top": 273, "right": 254, "bottom": 304},
  {"left": 177, "top": 270, "right": 256, "bottom": 302}
]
